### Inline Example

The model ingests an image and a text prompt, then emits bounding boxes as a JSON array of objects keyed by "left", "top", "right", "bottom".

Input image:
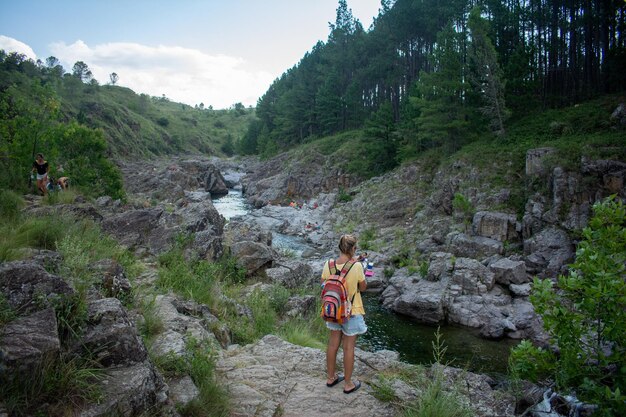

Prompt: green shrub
[
  {"left": 370, "top": 376, "right": 398, "bottom": 403},
  {"left": 13, "top": 216, "right": 70, "bottom": 250},
  {"left": 268, "top": 284, "right": 291, "bottom": 315},
  {"left": 152, "top": 338, "right": 230, "bottom": 417},
  {"left": 508, "top": 340, "right": 555, "bottom": 382},
  {"left": 0, "top": 189, "right": 24, "bottom": 219},
  {"left": 337, "top": 187, "right": 353, "bottom": 203},
  {"left": 514, "top": 197, "right": 626, "bottom": 415},
  {"left": 360, "top": 228, "right": 376, "bottom": 251}
]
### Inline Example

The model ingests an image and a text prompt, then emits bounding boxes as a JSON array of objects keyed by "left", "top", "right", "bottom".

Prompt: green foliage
[
  {"left": 152, "top": 338, "right": 230, "bottom": 417},
  {"left": 13, "top": 216, "right": 70, "bottom": 251},
  {"left": 337, "top": 187, "right": 353, "bottom": 203},
  {"left": 411, "top": 24, "right": 476, "bottom": 154},
  {"left": 509, "top": 340, "right": 555, "bottom": 382},
  {"left": 268, "top": 284, "right": 291, "bottom": 315},
  {"left": 516, "top": 197, "right": 626, "bottom": 415},
  {"left": 452, "top": 193, "right": 474, "bottom": 228},
  {"left": 0, "top": 189, "right": 24, "bottom": 218},
  {"left": 359, "top": 228, "right": 376, "bottom": 251},
  {"left": 277, "top": 319, "right": 326, "bottom": 350},
  {"left": 401, "top": 368, "right": 473, "bottom": 417},
  {"left": 138, "top": 296, "right": 165, "bottom": 342},
  {"left": 0, "top": 293, "right": 16, "bottom": 327},
  {"left": 0, "top": 354, "right": 103, "bottom": 417}
]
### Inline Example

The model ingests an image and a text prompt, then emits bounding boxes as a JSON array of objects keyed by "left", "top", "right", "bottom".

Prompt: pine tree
[{"left": 467, "top": 6, "right": 509, "bottom": 137}]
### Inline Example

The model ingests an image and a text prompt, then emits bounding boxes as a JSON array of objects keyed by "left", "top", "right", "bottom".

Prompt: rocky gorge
[{"left": 1, "top": 143, "right": 624, "bottom": 416}]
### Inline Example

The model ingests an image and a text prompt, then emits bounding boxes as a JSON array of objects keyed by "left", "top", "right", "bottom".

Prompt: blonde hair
[{"left": 338, "top": 234, "right": 357, "bottom": 256}]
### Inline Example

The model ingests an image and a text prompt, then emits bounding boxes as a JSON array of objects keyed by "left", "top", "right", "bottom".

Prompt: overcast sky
[{"left": 0, "top": 0, "right": 382, "bottom": 109}]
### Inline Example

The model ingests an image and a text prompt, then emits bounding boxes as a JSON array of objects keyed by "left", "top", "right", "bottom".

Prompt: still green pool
[{"left": 358, "top": 294, "right": 519, "bottom": 376}]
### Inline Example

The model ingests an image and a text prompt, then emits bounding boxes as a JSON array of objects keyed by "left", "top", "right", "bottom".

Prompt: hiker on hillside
[
  {"left": 321, "top": 234, "right": 367, "bottom": 394},
  {"left": 57, "top": 176, "right": 70, "bottom": 190},
  {"left": 32, "top": 153, "right": 49, "bottom": 196}
]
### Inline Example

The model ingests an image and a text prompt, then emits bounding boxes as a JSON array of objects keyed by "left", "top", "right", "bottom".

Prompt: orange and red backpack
[{"left": 321, "top": 258, "right": 357, "bottom": 324}]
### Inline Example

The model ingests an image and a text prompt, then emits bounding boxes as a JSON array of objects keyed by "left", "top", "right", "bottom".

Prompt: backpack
[{"left": 321, "top": 258, "right": 357, "bottom": 324}]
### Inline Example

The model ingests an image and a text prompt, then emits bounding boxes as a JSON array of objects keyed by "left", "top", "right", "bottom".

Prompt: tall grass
[
  {"left": 277, "top": 319, "right": 326, "bottom": 350},
  {"left": 0, "top": 212, "right": 141, "bottom": 415},
  {"left": 137, "top": 296, "right": 165, "bottom": 343},
  {"left": 0, "top": 354, "right": 103, "bottom": 417},
  {"left": 151, "top": 338, "right": 230, "bottom": 417},
  {"left": 0, "top": 189, "right": 24, "bottom": 219}
]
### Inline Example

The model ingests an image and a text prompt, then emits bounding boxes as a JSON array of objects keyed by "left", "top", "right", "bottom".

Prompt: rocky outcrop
[
  {"left": 102, "top": 199, "right": 224, "bottom": 259},
  {"left": 266, "top": 261, "right": 315, "bottom": 289},
  {"left": 472, "top": 211, "right": 520, "bottom": 242},
  {"left": 0, "top": 260, "right": 170, "bottom": 416},
  {"left": 380, "top": 253, "right": 544, "bottom": 341},
  {"left": 120, "top": 157, "right": 228, "bottom": 201},
  {"left": 523, "top": 227, "right": 575, "bottom": 278},
  {"left": 0, "top": 261, "right": 75, "bottom": 315},
  {"left": 0, "top": 308, "right": 60, "bottom": 376},
  {"left": 241, "top": 151, "right": 358, "bottom": 207},
  {"left": 217, "top": 335, "right": 515, "bottom": 417}
]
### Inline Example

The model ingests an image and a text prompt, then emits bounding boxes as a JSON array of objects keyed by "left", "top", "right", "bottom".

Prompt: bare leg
[
  {"left": 326, "top": 330, "right": 342, "bottom": 383},
  {"left": 36, "top": 178, "right": 47, "bottom": 196},
  {"left": 342, "top": 334, "right": 358, "bottom": 390}
]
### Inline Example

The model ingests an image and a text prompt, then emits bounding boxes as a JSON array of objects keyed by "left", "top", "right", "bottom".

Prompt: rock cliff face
[{"left": 238, "top": 145, "right": 625, "bottom": 343}]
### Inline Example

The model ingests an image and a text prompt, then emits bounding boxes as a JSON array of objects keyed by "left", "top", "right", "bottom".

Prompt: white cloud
[
  {"left": 0, "top": 35, "right": 37, "bottom": 60},
  {"left": 49, "top": 40, "right": 273, "bottom": 109}
]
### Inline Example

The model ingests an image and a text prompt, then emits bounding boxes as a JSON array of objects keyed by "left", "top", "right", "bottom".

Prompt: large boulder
[
  {"left": 523, "top": 227, "right": 575, "bottom": 278},
  {"left": 426, "top": 252, "right": 454, "bottom": 282},
  {"left": 217, "top": 335, "right": 397, "bottom": 417},
  {"left": 447, "top": 232, "right": 503, "bottom": 259},
  {"left": 230, "top": 241, "right": 276, "bottom": 276},
  {"left": 78, "top": 361, "right": 168, "bottom": 417},
  {"left": 71, "top": 298, "right": 147, "bottom": 367},
  {"left": 489, "top": 258, "right": 528, "bottom": 285},
  {"left": 381, "top": 270, "right": 447, "bottom": 324},
  {"left": 449, "top": 257, "right": 495, "bottom": 296},
  {"left": 101, "top": 208, "right": 170, "bottom": 254},
  {"left": 265, "top": 261, "right": 315, "bottom": 289},
  {"left": 0, "top": 261, "right": 75, "bottom": 315},
  {"left": 0, "top": 308, "right": 60, "bottom": 377},
  {"left": 472, "top": 211, "right": 520, "bottom": 242},
  {"left": 148, "top": 295, "right": 221, "bottom": 357}
]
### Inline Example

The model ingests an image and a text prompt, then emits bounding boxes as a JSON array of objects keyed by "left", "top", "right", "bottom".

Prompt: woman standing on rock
[{"left": 321, "top": 234, "right": 367, "bottom": 394}]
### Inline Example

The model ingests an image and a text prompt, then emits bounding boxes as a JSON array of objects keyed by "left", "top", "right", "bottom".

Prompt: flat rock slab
[{"left": 217, "top": 335, "right": 396, "bottom": 417}]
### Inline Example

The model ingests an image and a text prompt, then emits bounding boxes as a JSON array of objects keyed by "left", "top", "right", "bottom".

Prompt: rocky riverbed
[{"left": 2, "top": 150, "right": 623, "bottom": 416}]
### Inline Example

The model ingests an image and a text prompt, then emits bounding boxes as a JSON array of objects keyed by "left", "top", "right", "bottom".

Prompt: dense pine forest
[{"left": 241, "top": 0, "right": 626, "bottom": 168}]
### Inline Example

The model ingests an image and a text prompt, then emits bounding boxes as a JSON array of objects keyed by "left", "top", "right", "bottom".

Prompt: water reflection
[{"left": 359, "top": 294, "right": 518, "bottom": 376}]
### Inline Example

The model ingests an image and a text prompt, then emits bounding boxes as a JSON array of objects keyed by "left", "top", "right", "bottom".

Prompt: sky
[{"left": 0, "top": 0, "right": 382, "bottom": 109}]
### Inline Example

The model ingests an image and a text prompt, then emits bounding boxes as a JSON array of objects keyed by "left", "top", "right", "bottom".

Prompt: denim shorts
[{"left": 326, "top": 314, "right": 367, "bottom": 336}]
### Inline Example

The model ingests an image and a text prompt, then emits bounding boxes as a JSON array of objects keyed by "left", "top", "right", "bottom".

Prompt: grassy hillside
[
  {"left": 0, "top": 52, "right": 254, "bottom": 196},
  {"left": 57, "top": 81, "right": 254, "bottom": 158}
]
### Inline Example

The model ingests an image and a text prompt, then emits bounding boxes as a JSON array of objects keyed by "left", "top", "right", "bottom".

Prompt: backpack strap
[
  {"left": 338, "top": 258, "right": 357, "bottom": 278},
  {"left": 338, "top": 258, "right": 360, "bottom": 304},
  {"left": 328, "top": 259, "right": 336, "bottom": 275}
]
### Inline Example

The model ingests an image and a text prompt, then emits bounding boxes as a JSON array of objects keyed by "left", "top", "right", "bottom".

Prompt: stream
[{"left": 212, "top": 188, "right": 517, "bottom": 377}]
